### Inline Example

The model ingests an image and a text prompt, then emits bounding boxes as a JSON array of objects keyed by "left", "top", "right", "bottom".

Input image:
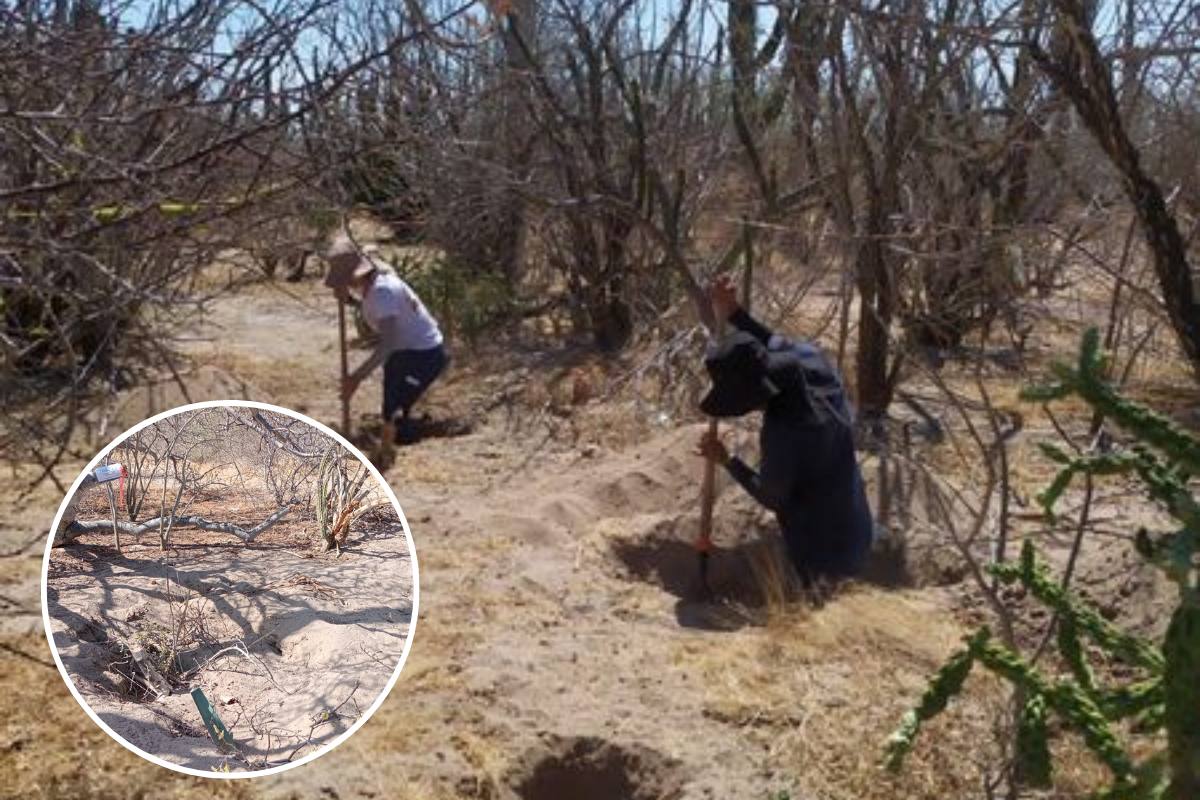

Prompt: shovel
[
  {"left": 696, "top": 307, "right": 726, "bottom": 595},
  {"left": 697, "top": 221, "right": 754, "bottom": 595},
  {"left": 696, "top": 415, "right": 719, "bottom": 593},
  {"left": 338, "top": 296, "right": 351, "bottom": 436}
]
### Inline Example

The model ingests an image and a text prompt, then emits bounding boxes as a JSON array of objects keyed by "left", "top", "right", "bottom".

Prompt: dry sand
[
  {"left": 1, "top": 278, "right": 1181, "bottom": 799},
  {"left": 44, "top": 488, "right": 413, "bottom": 774}
]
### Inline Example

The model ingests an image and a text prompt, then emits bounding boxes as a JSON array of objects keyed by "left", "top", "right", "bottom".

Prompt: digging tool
[
  {"left": 696, "top": 312, "right": 724, "bottom": 594},
  {"left": 696, "top": 298, "right": 728, "bottom": 595},
  {"left": 696, "top": 220, "right": 754, "bottom": 594},
  {"left": 696, "top": 417, "right": 718, "bottom": 593},
  {"left": 337, "top": 295, "right": 350, "bottom": 435}
]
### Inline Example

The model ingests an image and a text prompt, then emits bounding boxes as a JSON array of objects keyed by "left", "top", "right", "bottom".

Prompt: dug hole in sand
[
  {"left": 11, "top": 280, "right": 1169, "bottom": 799},
  {"left": 293, "top": 419, "right": 968, "bottom": 800}
]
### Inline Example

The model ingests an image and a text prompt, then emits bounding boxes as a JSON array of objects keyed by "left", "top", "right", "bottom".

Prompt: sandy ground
[
  {"left": 44, "top": 485, "right": 413, "bottom": 774},
  {"left": 1, "top": 277, "right": 1184, "bottom": 799},
  {"left": 296, "top": 422, "right": 973, "bottom": 800}
]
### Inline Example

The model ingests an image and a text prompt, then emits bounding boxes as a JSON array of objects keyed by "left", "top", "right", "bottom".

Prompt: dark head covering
[{"left": 699, "top": 331, "right": 780, "bottom": 417}]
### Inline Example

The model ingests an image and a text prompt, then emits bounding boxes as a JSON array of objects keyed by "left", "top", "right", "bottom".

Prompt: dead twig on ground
[
  {"left": 358, "top": 642, "right": 394, "bottom": 670},
  {"left": 187, "top": 640, "right": 293, "bottom": 696},
  {"left": 242, "top": 573, "right": 338, "bottom": 601},
  {"left": 285, "top": 680, "right": 361, "bottom": 762}
]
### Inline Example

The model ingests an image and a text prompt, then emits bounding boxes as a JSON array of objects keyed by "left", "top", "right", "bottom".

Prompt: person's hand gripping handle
[
  {"left": 696, "top": 275, "right": 738, "bottom": 594},
  {"left": 337, "top": 296, "right": 351, "bottom": 435}
]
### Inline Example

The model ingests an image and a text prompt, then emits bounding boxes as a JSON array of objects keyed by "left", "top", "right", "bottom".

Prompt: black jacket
[{"left": 721, "top": 309, "right": 874, "bottom": 581}]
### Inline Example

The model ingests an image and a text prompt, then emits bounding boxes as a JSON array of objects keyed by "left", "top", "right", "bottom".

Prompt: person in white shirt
[{"left": 325, "top": 239, "right": 448, "bottom": 457}]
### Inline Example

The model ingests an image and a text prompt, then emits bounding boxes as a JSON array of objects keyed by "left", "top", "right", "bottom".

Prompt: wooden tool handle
[
  {"left": 699, "top": 223, "right": 752, "bottom": 551},
  {"left": 698, "top": 310, "right": 725, "bottom": 549},
  {"left": 338, "top": 297, "right": 350, "bottom": 435},
  {"left": 697, "top": 418, "right": 718, "bottom": 547}
]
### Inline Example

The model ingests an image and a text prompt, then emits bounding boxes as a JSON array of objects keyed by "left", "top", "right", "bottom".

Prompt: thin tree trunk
[
  {"left": 66, "top": 505, "right": 293, "bottom": 543},
  {"left": 1036, "top": 0, "right": 1199, "bottom": 377}
]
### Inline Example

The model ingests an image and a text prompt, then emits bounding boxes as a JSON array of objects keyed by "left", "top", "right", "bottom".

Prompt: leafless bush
[
  {"left": 64, "top": 405, "right": 378, "bottom": 551},
  {"left": 0, "top": 0, "right": 460, "bottom": 489},
  {"left": 5, "top": 0, "right": 1193, "bottom": 491}
]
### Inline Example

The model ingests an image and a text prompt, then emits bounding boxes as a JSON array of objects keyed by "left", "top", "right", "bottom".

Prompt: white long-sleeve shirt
[{"left": 351, "top": 269, "right": 443, "bottom": 383}]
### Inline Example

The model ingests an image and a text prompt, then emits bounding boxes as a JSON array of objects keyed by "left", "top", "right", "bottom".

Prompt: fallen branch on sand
[
  {"left": 285, "top": 680, "right": 361, "bottom": 762},
  {"left": 61, "top": 504, "right": 293, "bottom": 544},
  {"left": 243, "top": 573, "right": 338, "bottom": 600},
  {"left": 187, "top": 640, "right": 292, "bottom": 696}
]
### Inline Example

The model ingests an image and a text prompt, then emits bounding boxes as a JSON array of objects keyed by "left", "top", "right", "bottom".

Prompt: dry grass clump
[{"left": 682, "top": 588, "right": 1113, "bottom": 799}]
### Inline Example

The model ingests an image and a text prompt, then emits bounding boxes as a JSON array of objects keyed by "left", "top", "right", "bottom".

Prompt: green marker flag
[{"left": 191, "top": 687, "right": 238, "bottom": 752}]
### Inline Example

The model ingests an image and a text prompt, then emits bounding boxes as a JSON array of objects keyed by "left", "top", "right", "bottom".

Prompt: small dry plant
[{"left": 314, "top": 445, "right": 389, "bottom": 553}]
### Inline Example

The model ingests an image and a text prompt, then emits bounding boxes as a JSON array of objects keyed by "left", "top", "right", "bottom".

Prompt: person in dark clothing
[{"left": 697, "top": 276, "right": 874, "bottom": 587}]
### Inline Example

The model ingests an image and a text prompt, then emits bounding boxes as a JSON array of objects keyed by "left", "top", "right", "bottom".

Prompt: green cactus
[
  {"left": 1033, "top": 445, "right": 1147, "bottom": 521},
  {"left": 1016, "top": 692, "right": 1052, "bottom": 788},
  {"left": 315, "top": 445, "right": 333, "bottom": 545},
  {"left": 884, "top": 629, "right": 985, "bottom": 770},
  {"left": 1056, "top": 615, "right": 1095, "bottom": 694},
  {"left": 971, "top": 633, "right": 1136, "bottom": 782},
  {"left": 1163, "top": 602, "right": 1200, "bottom": 800},
  {"left": 1098, "top": 678, "right": 1164, "bottom": 725},
  {"left": 1021, "top": 328, "right": 1200, "bottom": 473},
  {"left": 888, "top": 329, "right": 1197, "bottom": 798},
  {"left": 992, "top": 542, "right": 1163, "bottom": 671}
]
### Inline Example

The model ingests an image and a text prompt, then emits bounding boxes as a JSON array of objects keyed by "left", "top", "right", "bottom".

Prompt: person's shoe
[
  {"left": 372, "top": 420, "right": 397, "bottom": 468},
  {"left": 372, "top": 443, "right": 396, "bottom": 470},
  {"left": 394, "top": 417, "right": 421, "bottom": 445}
]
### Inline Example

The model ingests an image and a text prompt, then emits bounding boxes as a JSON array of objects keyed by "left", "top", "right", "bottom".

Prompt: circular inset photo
[{"left": 42, "top": 401, "right": 417, "bottom": 776}]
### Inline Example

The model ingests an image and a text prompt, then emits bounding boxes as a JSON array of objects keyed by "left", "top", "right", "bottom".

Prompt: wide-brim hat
[
  {"left": 323, "top": 239, "right": 374, "bottom": 288},
  {"left": 699, "top": 330, "right": 781, "bottom": 418}
]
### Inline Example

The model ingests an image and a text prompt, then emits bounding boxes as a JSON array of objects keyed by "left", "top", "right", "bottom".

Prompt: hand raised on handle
[
  {"left": 707, "top": 273, "right": 739, "bottom": 322},
  {"left": 696, "top": 428, "right": 730, "bottom": 466}
]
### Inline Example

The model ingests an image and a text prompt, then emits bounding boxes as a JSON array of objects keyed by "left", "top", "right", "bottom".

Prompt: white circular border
[{"left": 41, "top": 400, "right": 420, "bottom": 779}]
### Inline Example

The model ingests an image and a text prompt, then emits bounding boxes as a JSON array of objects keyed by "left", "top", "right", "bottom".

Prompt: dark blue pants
[
  {"left": 777, "top": 476, "right": 873, "bottom": 587},
  {"left": 382, "top": 345, "right": 448, "bottom": 434},
  {"left": 774, "top": 419, "right": 874, "bottom": 586}
]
